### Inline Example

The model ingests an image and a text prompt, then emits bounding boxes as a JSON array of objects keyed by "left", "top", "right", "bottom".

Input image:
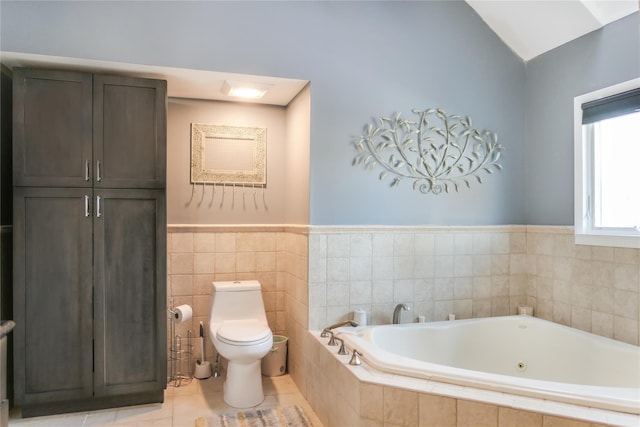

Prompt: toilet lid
[{"left": 216, "top": 320, "right": 272, "bottom": 346}]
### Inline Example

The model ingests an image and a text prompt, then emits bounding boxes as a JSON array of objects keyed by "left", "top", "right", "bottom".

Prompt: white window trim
[{"left": 574, "top": 78, "right": 640, "bottom": 249}]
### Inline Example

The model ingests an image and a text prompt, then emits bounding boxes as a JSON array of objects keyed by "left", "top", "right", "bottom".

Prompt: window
[{"left": 574, "top": 78, "right": 640, "bottom": 248}]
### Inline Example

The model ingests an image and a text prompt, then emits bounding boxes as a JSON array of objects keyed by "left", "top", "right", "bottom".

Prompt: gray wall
[
  {"left": 168, "top": 98, "right": 289, "bottom": 224},
  {"left": 524, "top": 13, "right": 640, "bottom": 225},
  {"left": 0, "top": 0, "right": 526, "bottom": 226}
]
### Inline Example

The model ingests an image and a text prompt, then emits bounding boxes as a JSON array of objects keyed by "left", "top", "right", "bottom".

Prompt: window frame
[{"left": 574, "top": 78, "right": 640, "bottom": 249}]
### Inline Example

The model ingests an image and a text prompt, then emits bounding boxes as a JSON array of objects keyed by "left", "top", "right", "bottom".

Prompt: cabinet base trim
[{"left": 19, "top": 390, "right": 164, "bottom": 418}]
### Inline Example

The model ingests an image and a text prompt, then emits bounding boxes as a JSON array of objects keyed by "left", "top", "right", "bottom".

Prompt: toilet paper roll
[
  {"left": 353, "top": 309, "right": 367, "bottom": 326},
  {"left": 173, "top": 304, "right": 193, "bottom": 324}
]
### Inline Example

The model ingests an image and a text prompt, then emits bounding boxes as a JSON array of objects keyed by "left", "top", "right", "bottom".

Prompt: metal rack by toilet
[{"left": 168, "top": 303, "right": 193, "bottom": 387}]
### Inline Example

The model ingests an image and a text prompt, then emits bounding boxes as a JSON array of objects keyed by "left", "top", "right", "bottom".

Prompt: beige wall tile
[
  {"left": 350, "top": 234, "right": 372, "bottom": 257},
  {"left": 194, "top": 274, "right": 214, "bottom": 295},
  {"left": 257, "top": 251, "right": 277, "bottom": 272},
  {"left": 491, "top": 233, "right": 510, "bottom": 254},
  {"left": 454, "top": 233, "right": 473, "bottom": 255},
  {"left": 383, "top": 387, "right": 418, "bottom": 426},
  {"left": 360, "top": 382, "right": 384, "bottom": 422},
  {"left": 194, "top": 253, "right": 215, "bottom": 274},
  {"left": 215, "top": 233, "right": 236, "bottom": 252},
  {"left": 542, "top": 415, "right": 591, "bottom": 427},
  {"left": 591, "top": 246, "right": 614, "bottom": 261},
  {"left": 373, "top": 257, "right": 394, "bottom": 280},
  {"left": 193, "top": 232, "right": 216, "bottom": 252},
  {"left": 214, "top": 252, "right": 236, "bottom": 274},
  {"left": 351, "top": 257, "right": 373, "bottom": 281},
  {"left": 418, "top": 393, "right": 456, "bottom": 427},
  {"left": 373, "top": 234, "right": 394, "bottom": 257},
  {"left": 509, "top": 232, "right": 526, "bottom": 253},
  {"left": 395, "top": 233, "right": 416, "bottom": 256},
  {"left": 170, "top": 274, "right": 193, "bottom": 296},
  {"left": 328, "top": 234, "right": 350, "bottom": 258},
  {"left": 171, "top": 232, "right": 194, "bottom": 253},
  {"left": 472, "top": 233, "right": 491, "bottom": 255},
  {"left": 256, "top": 232, "right": 277, "bottom": 251},
  {"left": 415, "top": 233, "right": 436, "bottom": 255},
  {"left": 171, "top": 253, "right": 194, "bottom": 274},
  {"left": 498, "top": 407, "right": 542, "bottom": 427},
  {"left": 457, "top": 400, "right": 498, "bottom": 427},
  {"left": 236, "top": 252, "right": 257, "bottom": 273}
]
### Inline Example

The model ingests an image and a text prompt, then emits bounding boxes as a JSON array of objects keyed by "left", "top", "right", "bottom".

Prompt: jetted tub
[{"left": 336, "top": 315, "right": 640, "bottom": 414}]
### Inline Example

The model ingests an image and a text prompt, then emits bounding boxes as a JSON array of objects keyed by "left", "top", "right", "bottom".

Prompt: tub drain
[{"left": 516, "top": 361, "right": 527, "bottom": 372}]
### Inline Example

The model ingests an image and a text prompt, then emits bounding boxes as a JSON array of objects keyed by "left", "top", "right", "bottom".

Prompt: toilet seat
[{"left": 216, "top": 320, "right": 271, "bottom": 346}]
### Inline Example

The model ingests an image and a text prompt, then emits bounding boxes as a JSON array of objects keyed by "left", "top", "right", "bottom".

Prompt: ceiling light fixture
[{"left": 222, "top": 80, "right": 272, "bottom": 99}]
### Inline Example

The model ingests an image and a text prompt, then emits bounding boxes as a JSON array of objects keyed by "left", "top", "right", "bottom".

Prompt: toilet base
[{"left": 223, "top": 359, "right": 264, "bottom": 408}]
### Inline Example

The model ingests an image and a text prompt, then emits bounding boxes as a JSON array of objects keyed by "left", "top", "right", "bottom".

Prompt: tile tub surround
[
  {"left": 305, "top": 330, "right": 638, "bottom": 427},
  {"left": 307, "top": 225, "right": 640, "bottom": 346},
  {"left": 525, "top": 226, "right": 640, "bottom": 345},
  {"left": 307, "top": 226, "right": 529, "bottom": 330}
]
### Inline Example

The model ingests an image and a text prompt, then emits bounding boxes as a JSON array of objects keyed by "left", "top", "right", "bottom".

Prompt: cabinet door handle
[
  {"left": 85, "top": 161, "right": 90, "bottom": 181},
  {"left": 96, "top": 160, "right": 102, "bottom": 182},
  {"left": 96, "top": 195, "right": 102, "bottom": 218},
  {"left": 84, "top": 195, "right": 90, "bottom": 217}
]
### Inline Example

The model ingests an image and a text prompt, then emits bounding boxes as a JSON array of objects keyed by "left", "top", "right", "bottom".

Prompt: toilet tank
[{"left": 209, "top": 280, "right": 268, "bottom": 324}]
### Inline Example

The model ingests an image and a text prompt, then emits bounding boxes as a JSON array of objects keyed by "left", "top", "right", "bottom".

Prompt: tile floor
[{"left": 8, "top": 375, "right": 322, "bottom": 427}]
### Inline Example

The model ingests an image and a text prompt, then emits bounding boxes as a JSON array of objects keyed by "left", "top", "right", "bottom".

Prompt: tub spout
[
  {"left": 320, "top": 320, "right": 359, "bottom": 337},
  {"left": 393, "top": 304, "right": 410, "bottom": 324}
]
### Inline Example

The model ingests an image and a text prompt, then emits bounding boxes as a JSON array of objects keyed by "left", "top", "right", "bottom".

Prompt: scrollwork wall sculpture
[{"left": 352, "top": 108, "right": 504, "bottom": 194}]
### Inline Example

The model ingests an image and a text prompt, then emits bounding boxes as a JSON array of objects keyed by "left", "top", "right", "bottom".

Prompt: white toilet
[{"left": 208, "top": 280, "right": 273, "bottom": 408}]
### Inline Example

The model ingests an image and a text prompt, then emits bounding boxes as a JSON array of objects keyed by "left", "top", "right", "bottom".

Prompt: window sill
[{"left": 575, "top": 232, "right": 640, "bottom": 249}]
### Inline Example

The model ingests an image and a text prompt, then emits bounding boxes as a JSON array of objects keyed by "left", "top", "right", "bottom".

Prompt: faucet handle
[
  {"left": 334, "top": 337, "right": 349, "bottom": 355},
  {"left": 349, "top": 349, "right": 362, "bottom": 366},
  {"left": 327, "top": 331, "right": 338, "bottom": 346}
]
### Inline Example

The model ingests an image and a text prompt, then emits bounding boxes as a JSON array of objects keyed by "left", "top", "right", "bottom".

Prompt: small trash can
[{"left": 261, "top": 335, "right": 287, "bottom": 376}]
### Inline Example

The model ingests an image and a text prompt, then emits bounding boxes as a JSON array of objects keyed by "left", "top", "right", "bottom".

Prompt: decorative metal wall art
[{"left": 352, "top": 109, "right": 503, "bottom": 194}]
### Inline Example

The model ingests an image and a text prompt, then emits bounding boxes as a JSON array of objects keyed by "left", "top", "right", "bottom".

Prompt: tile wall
[
  {"left": 166, "top": 224, "right": 639, "bottom": 406},
  {"left": 306, "top": 225, "right": 639, "bottom": 345},
  {"left": 307, "top": 226, "right": 529, "bottom": 329},
  {"left": 166, "top": 226, "right": 309, "bottom": 383},
  {"left": 525, "top": 226, "right": 639, "bottom": 345}
]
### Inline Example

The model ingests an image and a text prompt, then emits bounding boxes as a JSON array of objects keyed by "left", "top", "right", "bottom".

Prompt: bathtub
[{"left": 336, "top": 315, "right": 640, "bottom": 415}]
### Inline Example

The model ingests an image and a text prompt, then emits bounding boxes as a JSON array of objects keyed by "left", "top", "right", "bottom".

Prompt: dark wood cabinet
[
  {"left": 13, "top": 69, "right": 93, "bottom": 188},
  {"left": 93, "top": 189, "right": 166, "bottom": 398},
  {"left": 93, "top": 75, "right": 166, "bottom": 189},
  {"left": 12, "top": 68, "right": 166, "bottom": 416},
  {"left": 13, "top": 187, "right": 94, "bottom": 405},
  {"left": 13, "top": 70, "right": 166, "bottom": 189}
]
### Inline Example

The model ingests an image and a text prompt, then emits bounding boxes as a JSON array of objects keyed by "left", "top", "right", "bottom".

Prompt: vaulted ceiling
[{"left": 466, "top": 0, "right": 639, "bottom": 61}]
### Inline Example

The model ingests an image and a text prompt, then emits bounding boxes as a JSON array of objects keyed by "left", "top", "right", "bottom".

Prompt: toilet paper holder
[{"left": 168, "top": 300, "right": 193, "bottom": 387}]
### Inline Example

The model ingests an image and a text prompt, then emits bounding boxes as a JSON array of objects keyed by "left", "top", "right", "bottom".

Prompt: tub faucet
[
  {"left": 320, "top": 320, "right": 359, "bottom": 337},
  {"left": 393, "top": 304, "right": 410, "bottom": 324}
]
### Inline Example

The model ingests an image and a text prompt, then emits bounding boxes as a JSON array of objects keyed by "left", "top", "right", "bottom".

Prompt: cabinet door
[
  {"left": 13, "top": 187, "right": 93, "bottom": 405},
  {"left": 13, "top": 68, "right": 93, "bottom": 187},
  {"left": 93, "top": 75, "right": 166, "bottom": 189},
  {"left": 93, "top": 189, "right": 166, "bottom": 396}
]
